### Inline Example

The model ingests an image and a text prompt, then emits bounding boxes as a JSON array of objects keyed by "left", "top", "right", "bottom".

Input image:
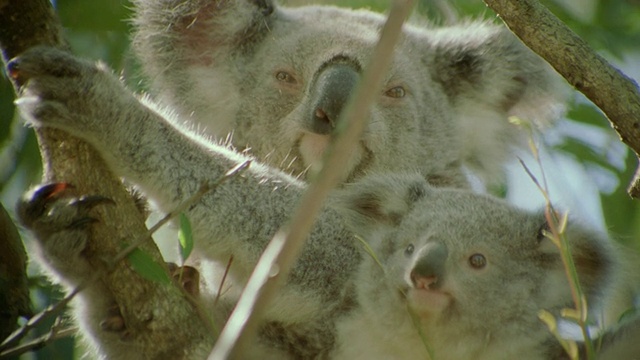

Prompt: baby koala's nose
[{"left": 410, "top": 242, "right": 448, "bottom": 290}]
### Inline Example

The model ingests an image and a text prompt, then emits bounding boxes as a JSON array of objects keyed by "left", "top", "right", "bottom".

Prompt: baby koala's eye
[
  {"left": 404, "top": 244, "right": 415, "bottom": 257},
  {"left": 385, "top": 86, "right": 405, "bottom": 99},
  {"left": 275, "top": 71, "right": 296, "bottom": 84},
  {"left": 468, "top": 253, "right": 487, "bottom": 269}
]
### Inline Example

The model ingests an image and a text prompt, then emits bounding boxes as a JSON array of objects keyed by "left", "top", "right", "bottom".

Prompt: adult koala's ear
[
  {"left": 131, "top": 0, "right": 275, "bottom": 96},
  {"left": 425, "top": 22, "right": 567, "bottom": 181},
  {"left": 133, "top": 0, "right": 274, "bottom": 65},
  {"left": 132, "top": 0, "right": 276, "bottom": 134},
  {"left": 333, "top": 174, "right": 431, "bottom": 238}
]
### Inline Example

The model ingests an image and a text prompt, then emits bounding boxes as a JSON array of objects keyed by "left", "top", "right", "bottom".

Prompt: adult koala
[
  {"left": 12, "top": 0, "right": 569, "bottom": 358},
  {"left": 132, "top": 0, "right": 564, "bottom": 186}
]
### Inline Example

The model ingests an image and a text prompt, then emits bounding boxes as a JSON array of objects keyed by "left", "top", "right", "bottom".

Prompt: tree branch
[
  {"left": 0, "top": 201, "right": 32, "bottom": 343},
  {"left": 0, "top": 0, "right": 212, "bottom": 357},
  {"left": 483, "top": 0, "right": 640, "bottom": 198}
]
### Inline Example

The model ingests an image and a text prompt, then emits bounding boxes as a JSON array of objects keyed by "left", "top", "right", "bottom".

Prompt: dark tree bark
[
  {"left": 0, "top": 202, "right": 32, "bottom": 342},
  {"left": 483, "top": 0, "right": 640, "bottom": 198},
  {"left": 0, "top": 0, "right": 212, "bottom": 358}
]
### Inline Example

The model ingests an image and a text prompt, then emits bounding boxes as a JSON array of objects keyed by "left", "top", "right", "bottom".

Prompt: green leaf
[
  {"left": 618, "top": 307, "right": 639, "bottom": 324},
  {"left": 126, "top": 246, "right": 171, "bottom": 285},
  {"left": 179, "top": 213, "right": 194, "bottom": 263}
]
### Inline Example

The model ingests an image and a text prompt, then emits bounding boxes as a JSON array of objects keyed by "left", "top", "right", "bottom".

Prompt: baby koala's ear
[
  {"left": 333, "top": 173, "right": 431, "bottom": 237},
  {"left": 534, "top": 211, "right": 618, "bottom": 305}
]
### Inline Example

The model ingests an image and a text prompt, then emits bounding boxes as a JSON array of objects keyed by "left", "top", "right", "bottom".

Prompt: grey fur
[
  {"left": 596, "top": 314, "right": 640, "bottom": 359},
  {"left": 334, "top": 174, "right": 619, "bottom": 360},
  {"left": 11, "top": 1, "right": 597, "bottom": 358},
  {"left": 14, "top": 45, "right": 358, "bottom": 358},
  {"left": 131, "top": 0, "right": 565, "bottom": 186}
]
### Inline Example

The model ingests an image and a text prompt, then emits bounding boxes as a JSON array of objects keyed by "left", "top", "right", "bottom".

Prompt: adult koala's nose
[{"left": 307, "top": 63, "right": 359, "bottom": 135}]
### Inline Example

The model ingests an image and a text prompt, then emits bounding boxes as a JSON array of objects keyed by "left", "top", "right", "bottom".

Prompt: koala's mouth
[
  {"left": 401, "top": 280, "right": 452, "bottom": 315},
  {"left": 298, "top": 132, "right": 330, "bottom": 169},
  {"left": 297, "top": 132, "right": 365, "bottom": 180}
]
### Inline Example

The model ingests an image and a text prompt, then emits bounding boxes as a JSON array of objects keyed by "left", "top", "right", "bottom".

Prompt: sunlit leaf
[
  {"left": 125, "top": 246, "right": 171, "bottom": 285},
  {"left": 179, "top": 213, "right": 194, "bottom": 263},
  {"left": 617, "top": 307, "right": 639, "bottom": 324}
]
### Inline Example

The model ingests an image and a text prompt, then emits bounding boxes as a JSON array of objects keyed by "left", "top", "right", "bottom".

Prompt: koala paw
[
  {"left": 17, "top": 183, "right": 115, "bottom": 277},
  {"left": 9, "top": 46, "right": 119, "bottom": 138}
]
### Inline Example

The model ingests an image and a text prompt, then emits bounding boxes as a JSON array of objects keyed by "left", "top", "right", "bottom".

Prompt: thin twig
[
  {"left": 112, "top": 160, "right": 251, "bottom": 264},
  {"left": 214, "top": 255, "right": 234, "bottom": 307},
  {"left": 209, "top": 1, "right": 415, "bottom": 358},
  {"left": 0, "top": 282, "right": 89, "bottom": 351},
  {"left": 0, "top": 322, "right": 76, "bottom": 359},
  {"left": 518, "top": 142, "right": 595, "bottom": 359}
]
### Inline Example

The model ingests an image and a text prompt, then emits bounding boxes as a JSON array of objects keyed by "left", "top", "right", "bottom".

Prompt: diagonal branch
[{"left": 483, "top": 0, "right": 640, "bottom": 198}]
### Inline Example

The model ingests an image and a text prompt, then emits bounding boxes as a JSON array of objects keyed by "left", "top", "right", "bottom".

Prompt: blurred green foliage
[{"left": 1, "top": 0, "right": 639, "bottom": 358}]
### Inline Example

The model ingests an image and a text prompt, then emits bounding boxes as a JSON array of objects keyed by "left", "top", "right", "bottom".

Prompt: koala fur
[
  {"left": 15, "top": 135, "right": 621, "bottom": 358},
  {"left": 11, "top": 0, "right": 596, "bottom": 358},
  {"left": 596, "top": 314, "right": 640, "bottom": 359},
  {"left": 130, "top": 0, "right": 565, "bottom": 186},
  {"left": 333, "top": 174, "right": 619, "bottom": 360}
]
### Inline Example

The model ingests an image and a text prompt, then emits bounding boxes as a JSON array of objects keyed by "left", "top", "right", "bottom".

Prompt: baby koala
[
  {"left": 334, "top": 174, "right": 619, "bottom": 360},
  {"left": 17, "top": 173, "right": 621, "bottom": 358}
]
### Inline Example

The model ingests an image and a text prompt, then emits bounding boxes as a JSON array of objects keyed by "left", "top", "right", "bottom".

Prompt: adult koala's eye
[
  {"left": 275, "top": 71, "right": 296, "bottom": 84},
  {"left": 468, "top": 253, "right": 487, "bottom": 269},
  {"left": 404, "top": 244, "right": 415, "bottom": 257},
  {"left": 385, "top": 86, "right": 405, "bottom": 98}
]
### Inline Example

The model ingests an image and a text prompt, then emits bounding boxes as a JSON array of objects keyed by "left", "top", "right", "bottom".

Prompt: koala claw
[
  {"left": 17, "top": 182, "right": 115, "bottom": 240},
  {"left": 18, "top": 182, "right": 72, "bottom": 226},
  {"left": 18, "top": 182, "right": 114, "bottom": 226},
  {"left": 8, "top": 46, "right": 84, "bottom": 85},
  {"left": 11, "top": 46, "right": 113, "bottom": 139},
  {"left": 7, "top": 57, "right": 22, "bottom": 81},
  {"left": 67, "top": 195, "right": 116, "bottom": 225}
]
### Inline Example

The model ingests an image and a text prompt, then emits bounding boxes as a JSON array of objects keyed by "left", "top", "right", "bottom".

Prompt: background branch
[
  {"left": 483, "top": 0, "right": 640, "bottom": 198},
  {"left": 0, "top": 202, "right": 31, "bottom": 344},
  {"left": 0, "top": 0, "right": 212, "bottom": 357}
]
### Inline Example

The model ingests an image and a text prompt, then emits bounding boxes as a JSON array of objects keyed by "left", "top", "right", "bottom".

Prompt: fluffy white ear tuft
[{"left": 426, "top": 21, "right": 568, "bottom": 183}]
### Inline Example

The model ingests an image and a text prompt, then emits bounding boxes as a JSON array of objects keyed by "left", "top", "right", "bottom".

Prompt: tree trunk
[{"left": 0, "top": 0, "right": 213, "bottom": 358}]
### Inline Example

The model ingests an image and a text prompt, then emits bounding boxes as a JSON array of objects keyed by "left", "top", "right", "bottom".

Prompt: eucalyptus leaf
[
  {"left": 179, "top": 213, "right": 194, "bottom": 263},
  {"left": 126, "top": 246, "right": 171, "bottom": 285}
]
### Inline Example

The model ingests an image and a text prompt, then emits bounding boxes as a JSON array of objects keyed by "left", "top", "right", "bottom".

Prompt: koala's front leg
[
  {"left": 10, "top": 46, "right": 301, "bottom": 266},
  {"left": 17, "top": 183, "right": 140, "bottom": 357},
  {"left": 10, "top": 46, "right": 243, "bottom": 212}
]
